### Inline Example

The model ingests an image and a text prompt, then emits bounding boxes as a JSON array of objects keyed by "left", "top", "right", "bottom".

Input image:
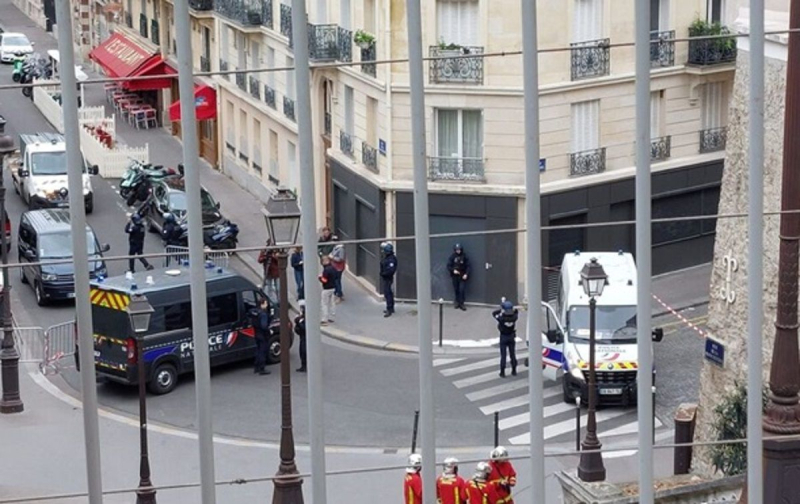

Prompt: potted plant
[
  {"left": 437, "top": 38, "right": 470, "bottom": 54},
  {"left": 354, "top": 29, "right": 375, "bottom": 50}
]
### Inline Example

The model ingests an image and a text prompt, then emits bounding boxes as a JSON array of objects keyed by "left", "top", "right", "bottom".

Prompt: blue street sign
[
  {"left": 379, "top": 139, "right": 387, "bottom": 156},
  {"left": 704, "top": 337, "right": 725, "bottom": 367},
  {"left": 539, "top": 159, "right": 546, "bottom": 172}
]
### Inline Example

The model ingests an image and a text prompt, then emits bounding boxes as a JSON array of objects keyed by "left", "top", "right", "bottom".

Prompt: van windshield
[
  {"left": 568, "top": 305, "right": 637, "bottom": 344},
  {"left": 30, "top": 152, "right": 68, "bottom": 176},
  {"left": 92, "top": 304, "right": 132, "bottom": 339},
  {"left": 40, "top": 231, "right": 98, "bottom": 258}
]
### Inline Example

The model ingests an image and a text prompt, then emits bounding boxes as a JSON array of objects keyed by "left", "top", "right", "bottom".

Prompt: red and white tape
[{"left": 651, "top": 293, "right": 707, "bottom": 338}]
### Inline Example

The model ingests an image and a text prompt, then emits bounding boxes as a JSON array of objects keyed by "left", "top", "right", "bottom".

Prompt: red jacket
[
  {"left": 436, "top": 474, "right": 468, "bottom": 504},
  {"left": 466, "top": 479, "right": 500, "bottom": 504},
  {"left": 404, "top": 472, "right": 422, "bottom": 504},
  {"left": 488, "top": 460, "right": 517, "bottom": 503}
]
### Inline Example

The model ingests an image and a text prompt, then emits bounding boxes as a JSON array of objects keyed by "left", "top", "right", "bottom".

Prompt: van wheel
[
  {"left": 148, "top": 363, "right": 177, "bottom": 395},
  {"left": 266, "top": 333, "right": 281, "bottom": 365},
  {"left": 85, "top": 198, "right": 94, "bottom": 214},
  {"left": 34, "top": 281, "right": 48, "bottom": 307},
  {"left": 562, "top": 377, "right": 575, "bottom": 404}
]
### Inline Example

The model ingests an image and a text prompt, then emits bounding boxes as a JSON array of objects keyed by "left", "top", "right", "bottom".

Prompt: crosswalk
[{"left": 434, "top": 354, "right": 664, "bottom": 446}]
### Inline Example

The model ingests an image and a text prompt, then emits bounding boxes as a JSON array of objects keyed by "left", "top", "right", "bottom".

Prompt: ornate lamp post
[
  {"left": 577, "top": 257, "right": 608, "bottom": 482},
  {"left": 262, "top": 188, "right": 304, "bottom": 504},
  {"left": 126, "top": 294, "right": 156, "bottom": 504},
  {"left": 0, "top": 115, "right": 22, "bottom": 415}
]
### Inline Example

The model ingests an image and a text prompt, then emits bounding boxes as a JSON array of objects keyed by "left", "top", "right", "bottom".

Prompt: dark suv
[
  {"left": 144, "top": 177, "right": 225, "bottom": 235},
  {"left": 18, "top": 209, "right": 110, "bottom": 306}
]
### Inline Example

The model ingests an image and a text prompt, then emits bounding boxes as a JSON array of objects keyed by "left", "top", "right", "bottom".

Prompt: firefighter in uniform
[
  {"left": 467, "top": 462, "right": 500, "bottom": 504},
  {"left": 488, "top": 446, "right": 517, "bottom": 504},
  {"left": 404, "top": 454, "right": 423, "bottom": 504},
  {"left": 436, "top": 457, "right": 468, "bottom": 504}
]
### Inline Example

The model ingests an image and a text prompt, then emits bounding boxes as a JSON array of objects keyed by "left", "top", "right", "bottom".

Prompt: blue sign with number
[
  {"left": 539, "top": 159, "right": 546, "bottom": 172},
  {"left": 705, "top": 337, "right": 725, "bottom": 367},
  {"left": 379, "top": 139, "right": 387, "bottom": 156}
]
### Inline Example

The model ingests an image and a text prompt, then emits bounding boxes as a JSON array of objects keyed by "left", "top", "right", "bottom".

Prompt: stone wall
[{"left": 693, "top": 51, "right": 788, "bottom": 473}]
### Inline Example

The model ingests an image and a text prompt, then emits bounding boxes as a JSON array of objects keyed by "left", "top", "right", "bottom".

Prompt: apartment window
[
  {"left": 253, "top": 118, "right": 262, "bottom": 173},
  {"left": 366, "top": 97, "right": 378, "bottom": 145},
  {"left": 701, "top": 82, "right": 725, "bottom": 130},
  {"left": 203, "top": 27, "right": 211, "bottom": 60},
  {"left": 252, "top": 42, "right": 260, "bottom": 70},
  {"left": 140, "top": 0, "right": 146, "bottom": 17},
  {"left": 127, "top": 0, "right": 132, "bottom": 18},
  {"left": 286, "top": 56, "right": 295, "bottom": 99},
  {"left": 344, "top": 85, "right": 354, "bottom": 134},
  {"left": 266, "top": 47, "right": 276, "bottom": 86},
  {"left": 573, "top": 0, "right": 602, "bottom": 42},
  {"left": 570, "top": 100, "right": 600, "bottom": 153},
  {"left": 225, "top": 100, "right": 235, "bottom": 152},
  {"left": 287, "top": 141, "right": 298, "bottom": 191},
  {"left": 437, "top": 0, "right": 479, "bottom": 46},
  {"left": 221, "top": 25, "right": 229, "bottom": 58},
  {"left": 650, "top": 91, "right": 664, "bottom": 138},
  {"left": 239, "top": 110, "right": 249, "bottom": 163},
  {"left": 340, "top": 0, "right": 351, "bottom": 30},
  {"left": 269, "top": 130, "right": 279, "bottom": 184},
  {"left": 707, "top": 0, "right": 726, "bottom": 23},
  {"left": 237, "top": 33, "right": 246, "bottom": 69},
  {"left": 436, "top": 109, "right": 483, "bottom": 160},
  {"left": 650, "top": 0, "right": 670, "bottom": 31},
  {"left": 316, "top": 0, "right": 327, "bottom": 23},
  {"left": 363, "top": 0, "right": 376, "bottom": 33}
]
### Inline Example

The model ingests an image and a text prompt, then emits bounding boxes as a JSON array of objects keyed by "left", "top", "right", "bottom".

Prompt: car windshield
[
  {"left": 40, "top": 231, "right": 98, "bottom": 259},
  {"left": 3, "top": 35, "right": 30, "bottom": 47},
  {"left": 30, "top": 151, "right": 67, "bottom": 176},
  {"left": 568, "top": 305, "right": 638, "bottom": 344},
  {"left": 168, "top": 190, "right": 217, "bottom": 214}
]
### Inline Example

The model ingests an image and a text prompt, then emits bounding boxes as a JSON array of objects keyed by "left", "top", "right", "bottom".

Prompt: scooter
[
  {"left": 177, "top": 219, "right": 239, "bottom": 250},
  {"left": 119, "top": 160, "right": 179, "bottom": 199},
  {"left": 11, "top": 54, "right": 26, "bottom": 82},
  {"left": 19, "top": 54, "right": 52, "bottom": 99}
]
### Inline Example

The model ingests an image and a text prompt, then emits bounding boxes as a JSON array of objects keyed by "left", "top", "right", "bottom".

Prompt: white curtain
[
  {"left": 571, "top": 100, "right": 600, "bottom": 152},
  {"left": 344, "top": 86, "right": 354, "bottom": 134},
  {"left": 650, "top": 91, "right": 662, "bottom": 138},
  {"left": 701, "top": 82, "right": 724, "bottom": 129},
  {"left": 436, "top": 0, "right": 479, "bottom": 46},
  {"left": 437, "top": 109, "right": 459, "bottom": 157},
  {"left": 462, "top": 110, "right": 482, "bottom": 159},
  {"left": 573, "top": 0, "right": 602, "bottom": 42}
]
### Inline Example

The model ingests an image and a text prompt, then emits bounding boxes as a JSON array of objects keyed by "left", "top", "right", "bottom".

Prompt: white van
[{"left": 540, "top": 251, "right": 663, "bottom": 406}]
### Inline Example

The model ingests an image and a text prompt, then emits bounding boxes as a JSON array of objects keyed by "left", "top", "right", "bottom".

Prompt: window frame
[{"left": 434, "top": 108, "right": 484, "bottom": 160}]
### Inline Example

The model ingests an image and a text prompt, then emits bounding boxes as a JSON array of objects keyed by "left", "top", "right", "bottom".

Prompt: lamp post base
[
  {"left": 272, "top": 472, "right": 304, "bottom": 504},
  {"left": 0, "top": 346, "right": 23, "bottom": 414},
  {"left": 136, "top": 487, "right": 157, "bottom": 504},
  {"left": 763, "top": 436, "right": 800, "bottom": 503},
  {"left": 578, "top": 439, "right": 606, "bottom": 483}
]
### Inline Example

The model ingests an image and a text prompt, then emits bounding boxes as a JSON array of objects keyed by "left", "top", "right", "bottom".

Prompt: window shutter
[
  {"left": 463, "top": 0, "right": 479, "bottom": 46},
  {"left": 650, "top": 91, "right": 661, "bottom": 138},
  {"left": 571, "top": 100, "right": 600, "bottom": 152}
]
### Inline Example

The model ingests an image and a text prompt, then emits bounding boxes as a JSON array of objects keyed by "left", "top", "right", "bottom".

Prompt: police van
[
  {"left": 541, "top": 251, "right": 663, "bottom": 406},
  {"left": 87, "top": 265, "right": 286, "bottom": 394}
]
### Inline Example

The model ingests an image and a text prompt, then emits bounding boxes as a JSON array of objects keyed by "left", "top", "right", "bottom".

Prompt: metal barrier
[
  {"left": 164, "top": 245, "right": 230, "bottom": 269},
  {"left": 42, "top": 321, "right": 77, "bottom": 375},
  {"left": 13, "top": 326, "right": 46, "bottom": 365}
]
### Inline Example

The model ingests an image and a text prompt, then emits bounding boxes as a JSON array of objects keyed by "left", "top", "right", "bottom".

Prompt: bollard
[
  {"left": 438, "top": 298, "right": 444, "bottom": 347},
  {"left": 673, "top": 403, "right": 698, "bottom": 475},
  {"left": 575, "top": 395, "right": 582, "bottom": 452},
  {"left": 494, "top": 412, "right": 499, "bottom": 447},
  {"left": 652, "top": 369, "right": 657, "bottom": 445},
  {"left": 411, "top": 409, "right": 420, "bottom": 453}
]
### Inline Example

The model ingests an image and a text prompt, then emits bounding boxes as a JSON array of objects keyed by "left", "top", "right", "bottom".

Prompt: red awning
[
  {"left": 89, "top": 32, "right": 173, "bottom": 90},
  {"left": 169, "top": 85, "right": 217, "bottom": 121}
]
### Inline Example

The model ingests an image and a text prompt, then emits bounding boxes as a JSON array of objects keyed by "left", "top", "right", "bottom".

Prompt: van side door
[
  {"left": 206, "top": 291, "right": 242, "bottom": 364},
  {"left": 17, "top": 217, "right": 36, "bottom": 283},
  {"left": 541, "top": 302, "right": 565, "bottom": 382}
]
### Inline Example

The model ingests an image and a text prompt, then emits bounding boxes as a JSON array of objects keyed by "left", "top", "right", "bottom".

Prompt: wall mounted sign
[{"left": 704, "top": 337, "right": 725, "bottom": 367}]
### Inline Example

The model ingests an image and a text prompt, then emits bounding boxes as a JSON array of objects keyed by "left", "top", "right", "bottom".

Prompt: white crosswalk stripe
[{"left": 437, "top": 355, "right": 666, "bottom": 446}]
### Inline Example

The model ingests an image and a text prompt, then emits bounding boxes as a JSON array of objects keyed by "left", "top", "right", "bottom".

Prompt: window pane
[
  {"left": 164, "top": 302, "right": 193, "bottom": 331},
  {"left": 437, "top": 109, "right": 459, "bottom": 157},
  {"left": 462, "top": 110, "right": 482, "bottom": 158},
  {"left": 207, "top": 293, "right": 239, "bottom": 327}
]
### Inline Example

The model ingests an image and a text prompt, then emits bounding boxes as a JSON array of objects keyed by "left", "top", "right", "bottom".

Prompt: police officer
[
  {"left": 404, "top": 454, "right": 423, "bottom": 504},
  {"left": 125, "top": 213, "right": 154, "bottom": 273},
  {"left": 253, "top": 298, "right": 271, "bottom": 376},
  {"left": 493, "top": 300, "right": 519, "bottom": 377},
  {"left": 467, "top": 462, "right": 500, "bottom": 504},
  {"left": 379, "top": 242, "right": 398, "bottom": 317},
  {"left": 294, "top": 300, "right": 307, "bottom": 373},
  {"left": 488, "top": 446, "right": 517, "bottom": 504},
  {"left": 436, "top": 457, "right": 468, "bottom": 504},
  {"left": 447, "top": 244, "right": 470, "bottom": 310},
  {"left": 161, "top": 213, "right": 182, "bottom": 246}
]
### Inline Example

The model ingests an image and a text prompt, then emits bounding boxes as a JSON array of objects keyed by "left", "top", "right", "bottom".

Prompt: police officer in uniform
[
  {"left": 493, "top": 300, "right": 519, "bottom": 377},
  {"left": 447, "top": 244, "right": 470, "bottom": 310},
  {"left": 161, "top": 213, "right": 182, "bottom": 246},
  {"left": 380, "top": 242, "right": 398, "bottom": 317},
  {"left": 253, "top": 298, "right": 271, "bottom": 376},
  {"left": 125, "top": 213, "right": 154, "bottom": 273},
  {"left": 294, "top": 300, "right": 307, "bottom": 373}
]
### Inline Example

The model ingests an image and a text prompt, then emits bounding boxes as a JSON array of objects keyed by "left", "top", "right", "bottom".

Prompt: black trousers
[
  {"left": 128, "top": 242, "right": 151, "bottom": 272},
  {"left": 254, "top": 336, "right": 268, "bottom": 371},
  {"left": 500, "top": 335, "right": 517, "bottom": 374},
  {"left": 452, "top": 277, "right": 467, "bottom": 306},
  {"left": 383, "top": 278, "right": 395, "bottom": 312},
  {"left": 298, "top": 335, "right": 307, "bottom": 367}
]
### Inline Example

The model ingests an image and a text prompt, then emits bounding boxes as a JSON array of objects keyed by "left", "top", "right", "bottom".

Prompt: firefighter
[
  {"left": 404, "top": 454, "right": 423, "bottom": 504},
  {"left": 488, "top": 446, "right": 517, "bottom": 504},
  {"left": 436, "top": 457, "right": 468, "bottom": 504},
  {"left": 467, "top": 462, "right": 500, "bottom": 504}
]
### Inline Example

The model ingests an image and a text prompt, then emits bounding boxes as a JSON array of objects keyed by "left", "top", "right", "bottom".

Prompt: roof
[
  {"left": 20, "top": 133, "right": 66, "bottom": 152},
  {"left": 1, "top": 32, "right": 27, "bottom": 38},
  {"left": 23, "top": 209, "right": 91, "bottom": 233},
  {"left": 89, "top": 33, "right": 173, "bottom": 91},
  {"left": 90, "top": 265, "right": 246, "bottom": 296},
  {"left": 560, "top": 251, "right": 638, "bottom": 307}
]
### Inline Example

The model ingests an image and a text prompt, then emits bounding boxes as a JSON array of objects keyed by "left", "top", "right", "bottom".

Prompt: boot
[{"left": 296, "top": 366, "right": 307, "bottom": 373}]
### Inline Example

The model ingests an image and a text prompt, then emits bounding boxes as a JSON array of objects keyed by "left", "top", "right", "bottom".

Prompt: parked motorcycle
[
  {"left": 19, "top": 54, "right": 52, "bottom": 99},
  {"left": 11, "top": 54, "right": 26, "bottom": 82},
  {"left": 119, "top": 160, "right": 179, "bottom": 200},
  {"left": 177, "top": 219, "right": 239, "bottom": 250}
]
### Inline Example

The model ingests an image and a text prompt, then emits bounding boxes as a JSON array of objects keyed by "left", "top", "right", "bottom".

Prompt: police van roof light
[
  {"left": 130, "top": 283, "right": 138, "bottom": 290},
  {"left": 574, "top": 250, "right": 581, "bottom": 256}
]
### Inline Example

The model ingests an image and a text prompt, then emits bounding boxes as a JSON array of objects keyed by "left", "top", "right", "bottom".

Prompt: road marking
[
  {"left": 466, "top": 376, "right": 532, "bottom": 401},
  {"left": 509, "top": 408, "right": 633, "bottom": 444},
  {"left": 440, "top": 353, "right": 528, "bottom": 377},
  {"left": 498, "top": 401, "right": 575, "bottom": 430},
  {"left": 603, "top": 417, "right": 664, "bottom": 438},
  {"left": 479, "top": 387, "right": 561, "bottom": 415},
  {"left": 433, "top": 358, "right": 466, "bottom": 367}
]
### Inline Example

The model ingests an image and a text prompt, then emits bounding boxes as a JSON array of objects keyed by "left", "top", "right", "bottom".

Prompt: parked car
[
  {"left": 0, "top": 33, "right": 34, "bottom": 63},
  {"left": 144, "top": 177, "right": 225, "bottom": 235}
]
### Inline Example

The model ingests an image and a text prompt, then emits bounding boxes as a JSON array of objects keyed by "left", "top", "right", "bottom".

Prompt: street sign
[
  {"left": 539, "top": 159, "right": 546, "bottom": 172},
  {"left": 379, "top": 139, "right": 387, "bottom": 156},
  {"left": 704, "top": 337, "right": 725, "bottom": 367}
]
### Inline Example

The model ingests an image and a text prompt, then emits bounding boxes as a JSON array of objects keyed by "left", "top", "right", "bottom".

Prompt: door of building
[
  {"left": 430, "top": 215, "right": 487, "bottom": 304},
  {"left": 199, "top": 119, "right": 217, "bottom": 166}
]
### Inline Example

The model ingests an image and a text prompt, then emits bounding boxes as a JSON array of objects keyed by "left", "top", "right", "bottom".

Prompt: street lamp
[
  {"left": 262, "top": 188, "right": 304, "bottom": 504},
  {"left": 577, "top": 257, "right": 607, "bottom": 482},
  {"left": 0, "top": 115, "right": 22, "bottom": 415},
  {"left": 126, "top": 294, "right": 156, "bottom": 504}
]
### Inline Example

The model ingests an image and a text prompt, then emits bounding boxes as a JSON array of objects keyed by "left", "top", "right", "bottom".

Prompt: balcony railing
[
  {"left": 687, "top": 27, "right": 737, "bottom": 66},
  {"left": 340, "top": 131, "right": 354, "bottom": 157},
  {"left": 428, "top": 45, "right": 484, "bottom": 84},
  {"left": 362, "top": 142, "right": 378, "bottom": 172},
  {"left": 650, "top": 136, "right": 672, "bottom": 161},
  {"left": 324, "top": 112, "right": 331, "bottom": 136},
  {"left": 569, "top": 148, "right": 606, "bottom": 176},
  {"left": 280, "top": 4, "right": 292, "bottom": 39},
  {"left": 151, "top": 19, "right": 160, "bottom": 45},
  {"left": 200, "top": 55, "right": 210, "bottom": 72},
  {"left": 428, "top": 157, "right": 485, "bottom": 181},
  {"left": 360, "top": 42, "right": 376, "bottom": 77},
  {"left": 125, "top": 12, "right": 132, "bottom": 28},
  {"left": 235, "top": 72, "right": 246, "bottom": 91},
  {"left": 650, "top": 30, "right": 675, "bottom": 68},
  {"left": 139, "top": 13, "right": 148, "bottom": 38},
  {"left": 264, "top": 84, "right": 276, "bottom": 109},
  {"left": 570, "top": 38, "right": 610, "bottom": 81},
  {"left": 338, "top": 27, "right": 352, "bottom": 62},
  {"left": 699, "top": 127, "right": 727, "bottom": 153},
  {"left": 308, "top": 24, "right": 340, "bottom": 60},
  {"left": 262, "top": 0, "right": 273, "bottom": 29},
  {"left": 283, "top": 96, "right": 296, "bottom": 121},
  {"left": 249, "top": 76, "right": 261, "bottom": 99},
  {"left": 214, "top": 0, "right": 263, "bottom": 26},
  {"left": 219, "top": 59, "right": 229, "bottom": 80},
  {"left": 189, "top": 0, "right": 213, "bottom": 10}
]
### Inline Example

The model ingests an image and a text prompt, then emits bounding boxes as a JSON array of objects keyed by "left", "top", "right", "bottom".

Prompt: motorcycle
[
  {"left": 19, "top": 54, "right": 52, "bottom": 99},
  {"left": 11, "top": 54, "right": 26, "bottom": 82},
  {"left": 177, "top": 219, "right": 239, "bottom": 250},
  {"left": 119, "top": 160, "right": 180, "bottom": 200}
]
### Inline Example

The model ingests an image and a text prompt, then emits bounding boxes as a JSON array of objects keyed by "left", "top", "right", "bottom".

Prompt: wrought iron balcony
[
  {"left": 687, "top": 29, "right": 737, "bottom": 66},
  {"left": 360, "top": 42, "right": 376, "bottom": 77},
  {"left": 324, "top": 112, "right": 331, "bottom": 136},
  {"left": 340, "top": 131, "right": 354, "bottom": 157},
  {"left": 124, "top": 12, "right": 132, "bottom": 28},
  {"left": 235, "top": 72, "right": 246, "bottom": 91},
  {"left": 151, "top": 19, "right": 160, "bottom": 45},
  {"left": 213, "top": 0, "right": 263, "bottom": 26},
  {"left": 219, "top": 59, "right": 229, "bottom": 80},
  {"left": 650, "top": 30, "right": 675, "bottom": 68},
  {"left": 699, "top": 127, "right": 727, "bottom": 153},
  {"left": 280, "top": 4, "right": 292, "bottom": 39},
  {"left": 569, "top": 148, "right": 606, "bottom": 176},
  {"left": 139, "top": 13, "right": 148, "bottom": 38},
  {"left": 283, "top": 96, "right": 295, "bottom": 121},
  {"left": 428, "top": 157, "right": 485, "bottom": 182},
  {"left": 261, "top": 0, "right": 273, "bottom": 29},
  {"left": 570, "top": 38, "right": 610, "bottom": 81},
  {"left": 650, "top": 136, "right": 671, "bottom": 161},
  {"left": 307, "top": 24, "right": 339, "bottom": 60},
  {"left": 200, "top": 55, "right": 210, "bottom": 72},
  {"left": 362, "top": 142, "right": 378, "bottom": 172},
  {"left": 249, "top": 76, "right": 261, "bottom": 99},
  {"left": 189, "top": 0, "right": 213, "bottom": 10},
  {"left": 264, "top": 84, "right": 276, "bottom": 109},
  {"left": 338, "top": 27, "right": 352, "bottom": 62},
  {"left": 428, "top": 45, "right": 484, "bottom": 84}
]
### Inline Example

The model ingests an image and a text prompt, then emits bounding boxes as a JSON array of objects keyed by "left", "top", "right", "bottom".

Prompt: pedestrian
[
  {"left": 253, "top": 297, "right": 271, "bottom": 376},
  {"left": 493, "top": 300, "right": 519, "bottom": 377},
  {"left": 319, "top": 255, "right": 337, "bottom": 325},
  {"left": 294, "top": 299, "right": 307, "bottom": 373},
  {"left": 467, "top": 462, "right": 500, "bottom": 504},
  {"left": 317, "top": 226, "right": 337, "bottom": 259},
  {"left": 447, "top": 243, "right": 470, "bottom": 310},
  {"left": 329, "top": 243, "right": 346, "bottom": 301},
  {"left": 436, "top": 457, "right": 468, "bottom": 504},
  {"left": 404, "top": 454, "right": 423, "bottom": 504},
  {"left": 258, "top": 240, "right": 280, "bottom": 299},
  {"left": 125, "top": 213, "right": 154, "bottom": 273},
  {"left": 380, "top": 242, "right": 398, "bottom": 317},
  {"left": 291, "top": 247, "right": 304, "bottom": 300},
  {"left": 488, "top": 446, "right": 517, "bottom": 504}
]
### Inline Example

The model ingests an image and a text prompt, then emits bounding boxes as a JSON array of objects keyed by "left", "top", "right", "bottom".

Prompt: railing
[
  {"left": 340, "top": 130, "right": 354, "bottom": 157},
  {"left": 264, "top": 84, "right": 276, "bottom": 109},
  {"left": 308, "top": 24, "right": 340, "bottom": 61},
  {"left": 219, "top": 59, "right": 229, "bottom": 80},
  {"left": 650, "top": 30, "right": 675, "bottom": 68},
  {"left": 124, "top": 12, "right": 132, "bottom": 28},
  {"left": 360, "top": 42, "right": 376, "bottom": 77},
  {"left": 200, "top": 55, "right": 210, "bottom": 72},
  {"left": 14, "top": 326, "right": 45, "bottom": 365},
  {"left": 151, "top": 19, "right": 160, "bottom": 46},
  {"left": 248, "top": 76, "right": 260, "bottom": 99},
  {"left": 699, "top": 127, "right": 727, "bottom": 153},
  {"left": 428, "top": 156, "right": 485, "bottom": 182},
  {"left": 650, "top": 136, "right": 671, "bottom": 161},
  {"left": 338, "top": 27, "right": 352, "bottom": 62},
  {"left": 189, "top": 0, "right": 213, "bottom": 10},
  {"left": 569, "top": 147, "right": 606, "bottom": 176},
  {"left": 139, "top": 13, "right": 148, "bottom": 38},
  {"left": 164, "top": 245, "right": 229, "bottom": 269},
  {"left": 280, "top": 3, "right": 292, "bottom": 39},
  {"left": 283, "top": 96, "right": 295, "bottom": 121},
  {"left": 688, "top": 29, "right": 737, "bottom": 66},
  {"left": 362, "top": 142, "right": 377, "bottom": 172},
  {"left": 214, "top": 0, "right": 263, "bottom": 26},
  {"left": 235, "top": 72, "right": 247, "bottom": 91},
  {"left": 324, "top": 112, "right": 331, "bottom": 136},
  {"left": 261, "top": 0, "right": 273, "bottom": 29},
  {"left": 570, "top": 38, "right": 610, "bottom": 81},
  {"left": 428, "top": 45, "right": 484, "bottom": 84}
]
